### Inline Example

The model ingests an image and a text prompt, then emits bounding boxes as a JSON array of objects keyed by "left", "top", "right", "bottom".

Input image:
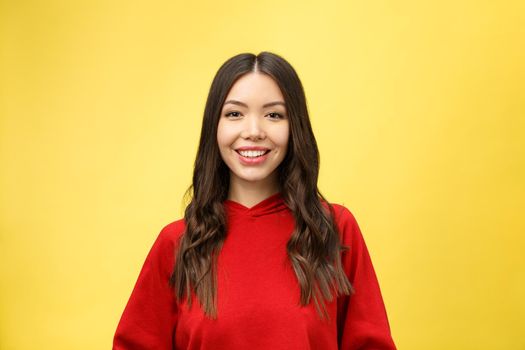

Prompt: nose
[{"left": 240, "top": 115, "right": 266, "bottom": 141}]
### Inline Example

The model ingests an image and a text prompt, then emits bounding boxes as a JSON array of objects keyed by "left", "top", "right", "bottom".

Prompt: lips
[
  {"left": 235, "top": 146, "right": 270, "bottom": 152},
  {"left": 236, "top": 150, "right": 270, "bottom": 165},
  {"left": 234, "top": 146, "right": 271, "bottom": 157},
  {"left": 235, "top": 149, "right": 270, "bottom": 154}
]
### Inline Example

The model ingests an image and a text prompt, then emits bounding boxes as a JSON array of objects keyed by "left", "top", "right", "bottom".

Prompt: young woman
[{"left": 113, "top": 52, "right": 396, "bottom": 349}]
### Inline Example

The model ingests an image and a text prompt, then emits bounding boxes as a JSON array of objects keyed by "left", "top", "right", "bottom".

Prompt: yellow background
[{"left": 1, "top": 0, "right": 524, "bottom": 349}]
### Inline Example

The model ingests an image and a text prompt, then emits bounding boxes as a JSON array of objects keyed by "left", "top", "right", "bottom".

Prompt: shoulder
[
  {"left": 321, "top": 201, "right": 360, "bottom": 232},
  {"left": 150, "top": 218, "right": 187, "bottom": 253},
  {"left": 159, "top": 218, "right": 186, "bottom": 240},
  {"left": 141, "top": 218, "right": 186, "bottom": 270},
  {"left": 328, "top": 203, "right": 357, "bottom": 224},
  {"left": 321, "top": 200, "right": 364, "bottom": 247}
]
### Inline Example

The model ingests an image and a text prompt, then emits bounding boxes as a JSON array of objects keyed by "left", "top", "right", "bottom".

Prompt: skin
[{"left": 217, "top": 72, "right": 290, "bottom": 208}]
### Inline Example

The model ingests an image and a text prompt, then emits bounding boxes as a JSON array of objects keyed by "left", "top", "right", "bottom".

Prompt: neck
[{"left": 227, "top": 172, "right": 280, "bottom": 208}]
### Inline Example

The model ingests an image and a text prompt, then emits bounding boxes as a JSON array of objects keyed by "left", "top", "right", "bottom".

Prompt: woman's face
[{"left": 217, "top": 72, "right": 290, "bottom": 191}]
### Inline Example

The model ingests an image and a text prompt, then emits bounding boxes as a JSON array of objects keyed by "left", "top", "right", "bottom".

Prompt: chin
[
  {"left": 231, "top": 169, "right": 275, "bottom": 182},
  {"left": 236, "top": 174, "right": 270, "bottom": 182}
]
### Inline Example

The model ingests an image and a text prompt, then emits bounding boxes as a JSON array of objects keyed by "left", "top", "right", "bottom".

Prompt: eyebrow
[{"left": 223, "top": 99, "right": 286, "bottom": 108}]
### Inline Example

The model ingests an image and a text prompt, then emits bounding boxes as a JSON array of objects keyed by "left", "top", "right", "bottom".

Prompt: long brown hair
[{"left": 169, "top": 51, "right": 353, "bottom": 320}]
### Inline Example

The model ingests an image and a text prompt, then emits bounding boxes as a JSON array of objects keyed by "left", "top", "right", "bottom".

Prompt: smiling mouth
[{"left": 235, "top": 149, "right": 271, "bottom": 158}]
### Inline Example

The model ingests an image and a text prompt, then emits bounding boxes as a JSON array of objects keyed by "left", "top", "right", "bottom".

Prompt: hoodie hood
[{"left": 223, "top": 192, "right": 289, "bottom": 218}]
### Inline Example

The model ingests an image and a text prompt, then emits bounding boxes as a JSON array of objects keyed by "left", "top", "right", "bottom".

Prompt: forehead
[{"left": 224, "top": 72, "right": 285, "bottom": 103}]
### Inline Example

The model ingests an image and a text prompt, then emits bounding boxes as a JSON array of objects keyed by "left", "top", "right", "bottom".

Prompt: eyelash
[{"left": 224, "top": 111, "right": 284, "bottom": 120}]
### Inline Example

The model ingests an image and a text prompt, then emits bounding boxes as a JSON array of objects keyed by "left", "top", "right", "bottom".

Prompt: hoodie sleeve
[
  {"left": 113, "top": 221, "right": 183, "bottom": 350},
  {"left": 335, "top": 205, "right": 397, "bottom": 349}
]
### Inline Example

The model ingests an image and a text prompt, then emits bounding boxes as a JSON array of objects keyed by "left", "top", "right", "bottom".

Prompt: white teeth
[{"left": 238, "top": 150, "right": 267, "bottom": 158}]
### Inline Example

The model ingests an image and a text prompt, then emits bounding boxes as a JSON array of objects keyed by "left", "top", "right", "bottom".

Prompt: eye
[
  {"left": 225, "top": 111, "right": 241, "bottom": 118},
  {"left": 267, "top": 112, "right": 284, "bottom": 120}
]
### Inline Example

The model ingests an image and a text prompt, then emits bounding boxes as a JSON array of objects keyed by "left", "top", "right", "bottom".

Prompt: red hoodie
[{"left": 113, "top": 192, "right": 396, "bottom": 349}]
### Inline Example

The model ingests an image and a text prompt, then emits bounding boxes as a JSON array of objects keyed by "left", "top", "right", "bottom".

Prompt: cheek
[
  {"left": 216, "top": 121, "right": 234, "bottom": 148},
  {"left": 275, "top": 125, "right": 290, "bottom": 149}
]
